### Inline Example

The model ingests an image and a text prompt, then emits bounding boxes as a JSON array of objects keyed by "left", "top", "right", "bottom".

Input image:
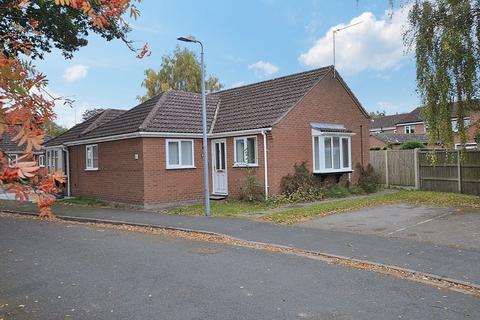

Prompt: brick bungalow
[{"left": 44, "top": 66, "right": 370, "bottom": 206}]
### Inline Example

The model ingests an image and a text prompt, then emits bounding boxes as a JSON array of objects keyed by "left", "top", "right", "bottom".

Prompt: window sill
[
  {"left": 85, "top": 168, "right": 99, "bottom": 171},
  {"left": 233, "top": 163, "right": 258, "bottom": 168},
  {"left": 313, "top": 168, "right": 352, "bottom": 174},
  {"left": 166, "top": 166, "right": 196, "bottom": 170}
]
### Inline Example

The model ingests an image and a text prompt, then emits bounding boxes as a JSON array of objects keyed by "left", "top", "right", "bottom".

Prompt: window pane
[
  {"left": 215, "top": 143, "right": 220, "bottom": 169},
  {"left": 342, "top": 138, "right": 349, "bottom": 168},
  {"left": 168, "top": 141, "right": 179, "bottom": 165},
  {"left": 92, "top": 146, "right": 98, "bottom": 168},
  {"left": 181, "top": 141, "right": 193, "bottom": 166},
  {"left": 333, "top": 137, "right": 340, "bottom": 169},
  {"left": 313, "top": 137, "right": 319, "bottom": 171},
  {"left": 324, "top": 137, "right": 332, "bottom": 169},
  {"left": 236, "top": 139, "right": 245, "bottom": 163},
  {"left": 220, "top": 142, "right": 225, "bottom": 169},
  {"left": 246, "top": 138, "right": 256, "bottom": 164}
]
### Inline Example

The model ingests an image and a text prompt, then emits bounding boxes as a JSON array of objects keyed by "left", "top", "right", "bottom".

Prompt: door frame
[{"left": 211, "top": 138, "right": 228, "bottom": 195}]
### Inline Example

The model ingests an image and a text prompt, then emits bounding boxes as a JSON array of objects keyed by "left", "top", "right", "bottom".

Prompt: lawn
[
  {"left": 165, "top": 200, "right": 275, "bottom": 217},
  {"left": 262, "top": 190, "right": 480, "bottom": 224}
]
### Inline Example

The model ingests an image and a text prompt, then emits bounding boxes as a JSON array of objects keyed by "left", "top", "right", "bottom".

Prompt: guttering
[
  {"left": 261, "top": 130, "right": 269, "bottom": 200},
  {"left": 63, "top": 128, "right": 274, "bottom": 146}
]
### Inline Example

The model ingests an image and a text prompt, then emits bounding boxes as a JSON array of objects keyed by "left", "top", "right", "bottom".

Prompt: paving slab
[{"left": 1, "top": 199, "right": 480, "bottom": 287}]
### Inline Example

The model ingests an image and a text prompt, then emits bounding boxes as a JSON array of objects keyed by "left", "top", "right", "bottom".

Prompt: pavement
[
  {"left": 1, "top": 199, "right": 480, "bottom": 288},
  {"left": 1, "top": 215, "right": 479, "bottom": 320}
]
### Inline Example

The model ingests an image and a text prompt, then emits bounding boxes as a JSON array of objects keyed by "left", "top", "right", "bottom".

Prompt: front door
[{"left": 212, "top": 139, "right": 228, "bottom": 195}]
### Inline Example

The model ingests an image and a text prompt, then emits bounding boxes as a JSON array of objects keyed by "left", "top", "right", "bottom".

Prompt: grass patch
[
  {"left": 166, "top": 200, "right": 274, "bottom": 217},
  {"left": 262, "top": 190, "right": 480, "bottom": 224},
  {"left": 58, "top": 197, "right": 110, "bottom": 207}
]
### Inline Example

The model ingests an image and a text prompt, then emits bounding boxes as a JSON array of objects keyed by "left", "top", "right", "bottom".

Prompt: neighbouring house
[
  {"left": 370, "top": 103, "right": 479, "bottom": 150},
  {"left": 44, "top": 66, "right": 370, "bottom": 206},
  {"left": 0, "top": 132, "right": 47, "bottom": 169},
  {"left": 369, "top": 132, "right": 428, "bottom": 150}
]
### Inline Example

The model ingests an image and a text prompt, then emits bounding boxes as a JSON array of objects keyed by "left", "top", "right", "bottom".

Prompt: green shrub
[
  {"left": 280, "top": 162, "right": 318, "bottom": 195},
  {"left": 399, "top": 140, "right": 424, "bottom": 150},
  {"left": 239, "top": 168, "right": 264, "bottom": 202},
  {"left": 355, "top": 163, "right": 380, "bottom": 193},
  {"left": 326, "top": 184, "right": 351, "bottom": 198}
]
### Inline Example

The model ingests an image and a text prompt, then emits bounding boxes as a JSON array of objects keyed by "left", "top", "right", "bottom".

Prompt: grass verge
[
  {"left": 165, "top": 200, "right": 274, "bottom": 217},
  {"left": 58, "top": 197, "right": 111, "bottom": 207},
  {"left": 262, "top": 190, "right": 480, "bottom": 224}
]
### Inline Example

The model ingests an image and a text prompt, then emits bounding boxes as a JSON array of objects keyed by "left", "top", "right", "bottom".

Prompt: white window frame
[
  {"left": 45, "top": 148, "right": 63, "bottom": 174},
  {"left": 165, "top": 139, "right": 195, "bottom": 169},
  {"left": 7, "top": 154, "right": 18, "bottom": 168},
  {"left": 312, "top": 133, "right": 352, "bottom": 174},
  {"left": 405, "top": 125, "right": 415, "bottom": 134},
  {"left": 85, "top": 144, "right": 98, "bottom": 171},
  {"left": 233, "top": 136, "right": 258, "bottom": 167},
  {"left": 38, "top": 154, "right": 45, "bottom": 167},
  {"left": 455, "top": 143, "right": 477, "bottom": 150}
]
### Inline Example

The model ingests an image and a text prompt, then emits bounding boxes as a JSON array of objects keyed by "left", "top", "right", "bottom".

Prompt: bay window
[
  {"left": 166, "top": 139, "right": 194, "bottom": 169},
  {"left": 85, "top": 144, "right": 98, "bottom": 170},
  {"left": 234, "top": 136, "right": 257, "bottom": 166},
  {"left": 312, "top": 135, "right": 352, "bottom": 173}
]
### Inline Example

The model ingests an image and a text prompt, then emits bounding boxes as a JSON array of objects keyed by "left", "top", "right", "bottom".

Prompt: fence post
[
  {"left": 385, "top": 149, "right": 389, "bottom": 187},
  {"left": 457, "top": 150, "right": 462, "bottom": 193},
  {"left": 414, "top": 148, "right": 420, "bottom": 190}
]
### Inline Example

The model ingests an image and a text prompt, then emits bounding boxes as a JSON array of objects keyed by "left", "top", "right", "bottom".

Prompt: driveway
[
  {"left": 298, "top": 204, "right": 480, "bottom": 250},
  {"left": 1, "top": 215, "right": 479, "bottom": 320}
]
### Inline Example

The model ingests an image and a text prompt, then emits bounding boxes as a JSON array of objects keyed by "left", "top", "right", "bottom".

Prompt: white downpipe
[
  {"left": 261, "top": 130, "right": 269, "bottom": 200},
  {"left": 62, "top": 146, "right": 71, "bottom": 197}
]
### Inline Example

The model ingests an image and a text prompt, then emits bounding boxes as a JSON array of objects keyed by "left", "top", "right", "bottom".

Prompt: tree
[
  {"left": 137, "top": 47, "right": 223, "bottom": 102},
  {"left": 0, "top": 0, "right": 147, "bottom": 218},
  {"left": 44, "top": 121, "right": 68, "bottom": 137},
  {"left": 405, "top": 0, "right": 480, "bottom": 149},
  {"left": 82, "top": 108, "right": 105, "bottom": 121},
  {"left": 368, "top": 110, "right": 386, "bottom": 118}
]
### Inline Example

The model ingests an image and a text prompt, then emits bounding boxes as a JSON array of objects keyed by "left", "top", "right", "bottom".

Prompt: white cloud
[
  {"left": 248, "top": 60, "right": 279, "bottom": 76},
  {"left": 299, "top": 6, "right": 411, "bottom": 74},
  {"left": 62, "top": 64, "right": 89, "bottom": 82}
]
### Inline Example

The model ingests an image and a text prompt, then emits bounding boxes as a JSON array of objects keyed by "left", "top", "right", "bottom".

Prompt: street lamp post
[
  {"left": 332, "top": 21, "right": 363, "bottom": 78},
  {"left": 177, "top": 36, "right": 211, "bottom": 217}
]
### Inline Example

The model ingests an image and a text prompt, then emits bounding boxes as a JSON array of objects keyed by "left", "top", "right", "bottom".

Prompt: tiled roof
[
  {"left": 49, "top": 66, "right": 368, "bottom": 144},
  {"left": 1, "top": 132, "right": 50, "bottom": 153},
  {"left": 44, "top": 109, "right": 126, "bottom": 147},
  {"left": 372, "top": 132, "right": 429, "bottom": 144},
  {"left": 211, "top": 67, "right": 332, "bottom": 133},
  {"left": 310, "top": 122, "right": 352, "bottom": 133},
  {"left": 370, "top": 113, "right": 409, "bottom": 130}
]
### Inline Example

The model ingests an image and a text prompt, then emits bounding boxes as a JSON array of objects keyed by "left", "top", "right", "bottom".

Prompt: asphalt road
[{"left": 1, "top": 215, "right": 478, "bottom": 320}]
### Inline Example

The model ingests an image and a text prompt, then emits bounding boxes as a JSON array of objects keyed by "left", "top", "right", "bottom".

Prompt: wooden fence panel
[
  {"left": 369, "top": 151, "right": 386, "bottom": 184},
  {"left": 370, "top": 149, "right": 480, "bottom": 195},
  {"left": 387, "top": 150, "right": 415, "bottom": 186}
]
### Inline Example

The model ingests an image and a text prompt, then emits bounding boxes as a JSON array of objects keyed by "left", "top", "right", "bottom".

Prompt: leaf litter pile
[{"left": 2, "top": 211, "right": 479, "bottom": 298}]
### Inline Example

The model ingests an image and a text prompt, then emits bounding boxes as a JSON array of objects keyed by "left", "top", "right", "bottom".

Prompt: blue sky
[{"left": 35, "top": 0, "right": 419, "bottom": 128}]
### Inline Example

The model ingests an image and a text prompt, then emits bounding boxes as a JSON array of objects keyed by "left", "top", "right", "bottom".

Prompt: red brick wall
[
  {"left": 268, "top": 74, "right": 370, "bottom": 195},
  {"left": 454, "top": 112, "right": 479, "bottom": 146},
  {"left": 69, "top": 139, "right": 145, "bottom": 204},
  {"left": 396, "top": 123, "right": 426, "bottom": 134},
  {"left": 142, "top": 137, "right": 204, "bottom": 204}
]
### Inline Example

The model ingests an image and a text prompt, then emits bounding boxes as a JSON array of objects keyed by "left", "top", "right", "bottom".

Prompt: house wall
[
  {"left": 396, "top": 123, "right": 426, "bottom": 134},
  {"left": 142, "top": 137, "right": 204, "bottom": 204},
  {"left": 454, "top": 112, "right": 479, "bottom": 146},
  {"left": 69, "top": 138, "right": 145, "bottom": 204},
  {"left": 268, "top": 74, "right": 370, "bottom": 195}
]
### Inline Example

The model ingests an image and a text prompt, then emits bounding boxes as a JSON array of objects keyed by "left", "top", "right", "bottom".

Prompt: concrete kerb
[{"left": 3, "top": 209, "right": 480, "bottom": 296}]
